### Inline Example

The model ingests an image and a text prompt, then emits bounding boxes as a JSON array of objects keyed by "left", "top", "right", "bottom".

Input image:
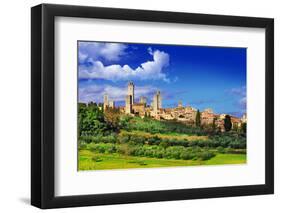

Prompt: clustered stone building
[{"left": 103, "top": 82, "right": 247, "bottom": 131}]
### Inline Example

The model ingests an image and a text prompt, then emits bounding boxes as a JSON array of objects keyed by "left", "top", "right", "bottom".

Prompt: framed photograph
[{"left": 31, "top": 4, "right": 274, "bottom": 209}]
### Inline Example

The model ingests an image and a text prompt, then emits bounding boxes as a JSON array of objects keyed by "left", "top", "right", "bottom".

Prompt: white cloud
[
  {"left": 78, "top": 42, "right": 127, "bottom": 62},
  {"left": 228, "top": 86, "right": 246, "bottom": 112},
  {"left": 229, "top": 86, "right": 246, "bottom": 97},
  {"left": 147, "top": 47, "right": 153, "bottom": 55},
  {"left": 79, "top": 84, "right": 158, "bottom": 104},
  {"left": 79, "top": 48, "right": 170, "bottom": 82},
  {"left": 78, "top": 51, "right": 88, "bottom": 62},
  {"left": 239, "top": 96, "right": 246, "bottom": 109}
]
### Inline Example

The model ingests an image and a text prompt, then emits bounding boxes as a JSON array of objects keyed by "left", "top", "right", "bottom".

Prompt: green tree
[
  {"left": 212, "top": 117, "right": 217, "bottom": 131},
  {"left": 195, "top": 109, "right": 201, "bottom": 127},
  {"left": 224, "top": 115, "right": 232, "bottom": 132},
  {"left": 241, "top": 122, "right": 247, "bottom": 135},
  {"left": 78, "top": 103, "right": 107, "bottom": 136},
  {"left": 232, "top": 123, "right": 239, "bottom": 132},
  {"left": 78, "top": 103, "right": 87, "bottom": 136},
  {"left": 104, "top": 108, "right": 121, "bottom": 131}
]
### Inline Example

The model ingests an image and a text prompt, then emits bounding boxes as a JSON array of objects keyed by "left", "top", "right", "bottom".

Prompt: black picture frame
[{"left": 31, "top": 3, "right": 274, "bottom": 209}]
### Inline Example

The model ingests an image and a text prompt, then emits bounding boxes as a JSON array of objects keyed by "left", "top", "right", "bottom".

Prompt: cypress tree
[
  {"left": 195, "top": 109, "right": 201, "bottom": 127},
  {"left": 224, "top": 115, "right": 232, "bottom": 132}
]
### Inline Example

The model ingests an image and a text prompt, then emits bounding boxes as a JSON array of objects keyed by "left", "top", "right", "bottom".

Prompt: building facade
[{"left": 101, "top": 81, "right": 245, "bottom": 132}]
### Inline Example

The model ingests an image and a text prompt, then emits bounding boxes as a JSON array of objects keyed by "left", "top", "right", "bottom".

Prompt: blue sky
[{"left": 78, "top": 41, "right": 246, "bottom": 117}]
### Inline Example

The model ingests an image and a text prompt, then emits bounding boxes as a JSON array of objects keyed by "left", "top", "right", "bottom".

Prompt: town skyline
[
  {"left": 102, "top": 81, "right": 246, "bottom": 132},
  {"left": 99, "top": 82, "right": 245, "bottom": 119}
]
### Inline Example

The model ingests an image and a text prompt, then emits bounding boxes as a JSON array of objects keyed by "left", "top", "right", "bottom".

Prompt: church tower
[{"left": 128, "top": 81, "right": 135, "bottom": 104}]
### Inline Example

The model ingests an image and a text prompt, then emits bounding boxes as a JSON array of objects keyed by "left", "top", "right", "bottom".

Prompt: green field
[{"left": 78, "top": 149, "right": 246, "bottom": 171}]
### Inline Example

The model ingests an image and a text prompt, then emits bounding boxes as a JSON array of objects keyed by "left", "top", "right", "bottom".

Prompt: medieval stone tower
[
  {"left": 128, "top": 81, "right": 135, "bottom": 104},
  {"left": 103, "top": 93, "right": 109, "bottom": 110},
  {"left": 153, "top": 91, "right": 162, "bottom": 112},
  {"left": 125, "top": 82, "right": 135, "bottom": 114},
  {"left": 125, "top": 95, "right": 132, "bottom": 114}
]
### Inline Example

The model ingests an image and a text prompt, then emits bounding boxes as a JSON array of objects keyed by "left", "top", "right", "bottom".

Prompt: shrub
[
  {"left": 87, "top": 142, "right": 217, "bottom": 162},
  {"left": 134, "top": 149, "right": 144, "bottom": 157},
  {"left": 171, "top": 151, "right": 181, "bottom": 159},
  {"left": 165, "top": 146, "right": 184, "bottom": 159},
  {"left": 129, "top": 134, "right": 146, "bottom": 144},
  {"left": 118, "top": 135, "right": 130, "bottom": 144},
  {"left": 88, "top": 143, "right": 117, "bottom": 154},
  {"left": 106, "top": 145, "right": 117, "bottom": 153},
  {"left": 116, "top": 144, "right": 128, "bottom": 155},
  {"left": 217, "top": 146, "right": 225, "bottom": 153},
  {"left": 209, "top": 140, "right": 221, "bottom": 148},
  {"left": 159, "top": 141, "right": 169, "bottom": 148},
  {"left": 147, "top": 136, "right": 161, "bottom": 145},
  {"left": 189, "top": 140, "right": 198, "bottom": 147},
  {"left": 163, "top": 151, "right": 173, "bottom": 159},
  {"left": 79, "top": 136, "right": 94, "bottom": 143},
  {"left": 180, "top": 152, "right": 194, "bottom": 160},
  {"left": 198, "top": 151, "right": 215, "bottom": 161},
  {"left": 154, "top": 150, "right": 164, "bottom": 158},
  {"left": 92, "top": 156, "right": 103, "bottom": 162},
  {"left": 101, "top": 135, "right": 117, "bottom": 143}
]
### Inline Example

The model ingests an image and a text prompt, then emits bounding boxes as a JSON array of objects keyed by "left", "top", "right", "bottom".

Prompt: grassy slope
[
  {"left": 78, "top": 150, "right": 246, "bottom": 171},
  {"left": 205, "top": 153, "right": 246, "bottom": 165}
]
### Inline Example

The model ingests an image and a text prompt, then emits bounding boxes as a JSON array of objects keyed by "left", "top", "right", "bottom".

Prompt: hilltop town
[{"left": 102, "top": 82, "right": 247, "bottom": 132}]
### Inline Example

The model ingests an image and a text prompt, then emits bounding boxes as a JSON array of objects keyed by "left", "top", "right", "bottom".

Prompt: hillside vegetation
[{"left": 78, "top": 104, "right": 246, "bottom": 170}]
